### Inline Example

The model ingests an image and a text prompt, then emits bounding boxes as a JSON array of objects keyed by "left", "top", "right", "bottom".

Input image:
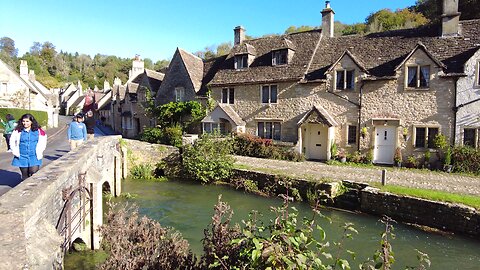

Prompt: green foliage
[
  {"left": 424, "top": 150, "right": 431, "bottom": 163},
  {"left": 0, "top": 108, "right": 48, "bottom": 128},
  {"left": 164, "top": 125, "right": 183, "bottom": 147},
  {"left": 347, "top": 151, "right": 362, "bottom": 163},
  {"left": 451, "top": 146, "right": 480, "bottom": 175},
  {"left": 394, "top": 147, "right": 403, "bottom": 163},
  {"left": 330, "top": 142, "right": 338, "bottom": 159},
  {"left": 366, "top": 8, "right": 428, "bottom": 32},
  {"left": 153, "top": 101, "right": 206, "bottom": 132},
  {"left": 130, "top": 164, "right": 155, "bottom": 180},
  {"left": 139, "top": 126, "right": 183, "bottom": 147},
  {"left": 432, "top": 134, "right": 448, "bottom": 150},
  {"left": 182, "top": 133, "right": 234, "bottom": 183},
  {"left": 406, "top": 155, "right": 418, "bottom": 168},
  {"left": 233, "top": 134, "right": 305, "bottom": 162},
  {"left": 284, "top": 25, "right": 317, "bottom": 34}
]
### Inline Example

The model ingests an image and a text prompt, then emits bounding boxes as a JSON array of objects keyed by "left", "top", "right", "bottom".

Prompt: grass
[{"left": 374, "top": 184, "right": 480, "bottom": 210}]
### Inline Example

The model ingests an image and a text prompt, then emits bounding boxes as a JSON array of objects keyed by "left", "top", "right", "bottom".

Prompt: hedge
[{"left": 0, "top": 108, "right": 48, "bottom": 130}]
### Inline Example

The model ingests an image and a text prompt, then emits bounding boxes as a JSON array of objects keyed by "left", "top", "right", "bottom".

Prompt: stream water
[{"left": 65, "top": 179, "right": 480, "bottom": 269}]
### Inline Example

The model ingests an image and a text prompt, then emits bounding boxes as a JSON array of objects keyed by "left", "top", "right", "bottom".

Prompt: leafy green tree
[
  {"left": 284, "top": 25, "right": 316, "bottom": 34},
  {"left": 366, "top": 8, "right": 428, "bottom": 32},
  {"left": 154, "top": 59, "right": 170, "bottom": 72},
  {"left": 143, "top": 58, "right": 154, "bottom": 70},
  {"left": 0, "top": 37, "right": 18, "bottom": 58}
]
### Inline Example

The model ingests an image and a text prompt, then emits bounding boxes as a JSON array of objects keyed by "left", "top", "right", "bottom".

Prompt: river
[{"left": 65, "top": 179, "right": 480, "bottom": 269}]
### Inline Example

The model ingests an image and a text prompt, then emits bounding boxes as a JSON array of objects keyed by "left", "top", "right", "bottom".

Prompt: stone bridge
[{"left": 0, "top": 136, "right": 125, "bottom": 269}]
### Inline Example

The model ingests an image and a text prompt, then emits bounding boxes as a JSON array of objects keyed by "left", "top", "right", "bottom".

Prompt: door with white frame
[
  {"left": 305, "top": 123, "right": 328, "bottom": 160},
  {"left": 374, "top": 126, "right": 396, "bottom": 164}
]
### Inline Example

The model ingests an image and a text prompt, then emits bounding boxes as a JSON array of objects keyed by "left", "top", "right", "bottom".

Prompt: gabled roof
[
  {"left": 306, "top": 19, "right": 480, "bottom": 80},
  {"left": 126, "top": 82, "right": 140, "bottom": 94},
  {"left": 210, "top": 30, "right": 322, "bottom": 86},
  {"left": 326, "top": 49, "right": 368, "bottom": 74},
  {"left": 178, "top": 48, "right": 204, "bottom": 91},
  {"left": 297, "top": 105, "right": 338, "bottom": 127},
  {"left": 393, "top": 42, "right": 446, "bottom": 71},
  {"left": 234, "top": 43, "right": 257, "bottom": 56},
  {"left": 202, "top": 103, "right": 246, "bottom": 126}
]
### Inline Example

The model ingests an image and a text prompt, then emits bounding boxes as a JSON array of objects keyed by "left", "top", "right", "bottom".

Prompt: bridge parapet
[{"left": 0, "top": 135, "right": 123, "bottom": 269}]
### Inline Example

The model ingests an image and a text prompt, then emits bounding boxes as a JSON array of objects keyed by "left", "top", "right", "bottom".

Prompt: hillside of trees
[{"left": 0, "top": 0, "right": 478, "bottom": 89}]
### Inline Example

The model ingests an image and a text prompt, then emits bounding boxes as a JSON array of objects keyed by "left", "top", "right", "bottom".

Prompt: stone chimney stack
[
  {"left": 20, "top": 60, "right": 28, "bottom": 78},
  {"left": 321, "top": 1, "right": 335, "bottom": 38},
  {"left": 234, "top": 26, "right": 245, "bottom": 45},
  {"left": 28, "top": 70, "right": 36, "bottom": 81},
  {"left": 441, "top": 0, "right": 461, "bottom": 37},
  {"left": 129, "top": 55, "right": 145, "bottom": 81}
]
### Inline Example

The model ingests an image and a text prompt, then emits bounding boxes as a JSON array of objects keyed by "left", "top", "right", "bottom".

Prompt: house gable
[{"left": 326, "top": 50, "right": 367, "bottom": 92}]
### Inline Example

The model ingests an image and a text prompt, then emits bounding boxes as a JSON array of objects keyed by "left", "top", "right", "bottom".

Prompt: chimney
[
  {"left": 234, "top": 26, "right": 245, "bottom": 45},
  {"left": 441, "top": 0, "right": 460, "bottom": 37},
  {"left": 321, "top": 1, "right": 335, "bottom": 38},
  {"left": 28, "top": 70, "right": 36, "bottom": 82},
  {"left": 20, "top": 60, "right": 28, "bottom": 78}
]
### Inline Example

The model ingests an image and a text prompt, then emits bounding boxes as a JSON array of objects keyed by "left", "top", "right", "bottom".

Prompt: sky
[{"left": 0, "top": 0, "right": 417, "bottom": 62}]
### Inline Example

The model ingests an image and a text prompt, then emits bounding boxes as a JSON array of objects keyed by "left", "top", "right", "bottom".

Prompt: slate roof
[
  {"left": 210, "top": 30, "right": 322, "bottom": 86},
  {"left": 178, "top": 48, "right": 204, "bottom": 91},
  {"left": 198, "top": 55, "right": 228, "bottom": 96},
  {"left": 126, "top": 82, "right": 140, "bottom": 94},
  {"left": 131, "top": 69, "right": 165, "bottom": 92},
  {"left": 306, "top": 19, "right": 480, "bottom": 80}
]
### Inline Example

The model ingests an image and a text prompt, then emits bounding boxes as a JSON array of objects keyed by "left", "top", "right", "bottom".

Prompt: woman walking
[
  {"left": 9, "top": 114, "right": 47, "bottom": 180},
  {"left": 1, "top": 113, "right": 17, "bottom": 152}
]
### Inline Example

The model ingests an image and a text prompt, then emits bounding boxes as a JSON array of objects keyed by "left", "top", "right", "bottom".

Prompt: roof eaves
[{"left": 394, "top": 42, "right": 447, "bottom": 71}]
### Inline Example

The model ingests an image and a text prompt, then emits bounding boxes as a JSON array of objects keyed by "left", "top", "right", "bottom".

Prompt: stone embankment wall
[
  {"left": 231, "top": 169, "right": 480, "bottom": 239},
  {"left": 0, "top": 136, "right": 123, "bottom": 270}
]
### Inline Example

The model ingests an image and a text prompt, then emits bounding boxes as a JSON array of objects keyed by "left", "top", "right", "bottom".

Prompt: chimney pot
[{"left": 321, "top": 1, "right": 335, "bottom": 38}]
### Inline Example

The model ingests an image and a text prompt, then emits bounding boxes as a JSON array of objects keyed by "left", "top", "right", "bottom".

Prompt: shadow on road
[{"left": 0, "top": 169, "right": 21, "bottom": 187}]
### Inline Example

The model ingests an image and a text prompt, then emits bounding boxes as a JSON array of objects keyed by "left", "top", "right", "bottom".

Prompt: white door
[
  {"left": 374, "top": 126, "right": 396, "bottom": 164},
  {"left": 306, "top": 123, "right": 328, "bottom": 160}
]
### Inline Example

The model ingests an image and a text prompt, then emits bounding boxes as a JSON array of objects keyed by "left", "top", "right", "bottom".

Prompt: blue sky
[{"left": 0, "top": 0, "right": 417, "bottom": 62}]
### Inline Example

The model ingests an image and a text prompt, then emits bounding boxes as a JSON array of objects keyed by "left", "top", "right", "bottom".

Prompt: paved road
[{"left": 0, "top": 116, "right": 113, "bottom": 196}]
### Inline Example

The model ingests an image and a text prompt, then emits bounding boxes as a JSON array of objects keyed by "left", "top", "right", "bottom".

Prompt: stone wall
[
  {"left": 230, "top": 169, "right": 480, "bottom": 238},
  {"left": 0, "top": 136, "right": 123, "bottom": 269}
]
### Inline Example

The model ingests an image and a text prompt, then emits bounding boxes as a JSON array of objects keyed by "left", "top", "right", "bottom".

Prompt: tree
[
  {"left": 0, "top": 37, "right": 18, "bottom": 58},
  {"left": 143, "top": 58, "right": 154, "bottom": 70},
  {"left": 414, "top": 0, "right": 480, "bottom": 22},
  {"left": 284, "top": 25, "right": 316, "bottom": 34},
  {"left": 29, "top": 42, "right": 42, "bottom": 55},
  {"left": 366, "top": 8, "right": 428, "bottom": 32},
  {"left": 216, "top": 42, "right": 232, "bottom": 56},
  {"left": 154, "top": 59, "right": 170, "bottom": 72}
]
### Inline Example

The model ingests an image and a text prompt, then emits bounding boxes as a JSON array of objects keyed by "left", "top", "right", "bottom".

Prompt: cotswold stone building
[{"left": 201, "top": 0, "right": 480, "bottom": 164}]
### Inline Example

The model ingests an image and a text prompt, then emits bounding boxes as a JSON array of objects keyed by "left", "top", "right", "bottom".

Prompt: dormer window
[
  {"left": 272, "top": 50, "right": 287, "bottom": 66},
  {"left": 234, "top": 55, "right": 248, "bottom": 69},
  {"left": 336, "top": 70, "right": 354, "bottom": 90},
  {"left": 407, "top": 65, "right": 430, "bottom": 89}
]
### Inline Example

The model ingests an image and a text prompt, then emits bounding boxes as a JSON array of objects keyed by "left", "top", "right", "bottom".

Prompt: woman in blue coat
[{"left": 9, "top": 114, "right": 47, "bottom": 180}]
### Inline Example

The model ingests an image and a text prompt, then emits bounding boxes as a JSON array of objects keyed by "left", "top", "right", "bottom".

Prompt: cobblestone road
[{"left": 234, "top": 156, "right": 480, "bottom": 196}]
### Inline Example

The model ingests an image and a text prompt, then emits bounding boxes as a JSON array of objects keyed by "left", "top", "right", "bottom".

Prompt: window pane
[
  {"left": 415, "top": 127, "right": 426, "bottom": 148},
  {"left": 348, "top": 125, "right": 357, "bottom": 144},
  {"left": 346, "top": 70, "right": 354, "bottom": 89},
  {"left": 464, "top": 128, "right": 476, "bottom": 146},
  {"left": 258, "top": 122, "right": 264, "bottom": 138},
  {"left": 219, "top": 122, "right": 226, "bottom": 134},
  {"left": 273, "top": 122, "right": 281, "bottom": 140},
  {"left": 222, "top": 88, "right": 228, "bottom": 103},
  {"left": 427, "top": 128, "right": 438, "bottom": 148},
  {"left": 242, "top": 55, "right": 248, "bottom": 68},
  {"left": 270, "top": 85, "right": 278, "bottom": 103},
  {"left": 234, "top": 56, "right": 239, "bottom": 69},
  {"left": 229, "top": 88, "right": 235, "bottom": 104},
  {"left": 204, "top": 123, "right": 211, "bottom": 133},
  {"left": 265, "top": 122, "right": 272, "bottom": 139},
  {"left": 407, "top": 67, "right": 417, "bottom": 87},
  {"left": 272, "top": 51, "right": 277, "bottom": 65},
  {"left": 262, "top": 86, "right": 269, "bottom": 103},
  {"left": 420, "top": 66, "right": 430, "bottom": 88},
  {"left": 336, "top": 70, "right": 344, "bottom": 89},
  {"left": 279, "top": 51, "right": 287, "bottom": 64}
]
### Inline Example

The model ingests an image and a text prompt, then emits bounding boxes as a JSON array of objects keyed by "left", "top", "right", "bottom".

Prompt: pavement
[
  {"left": 0, "top": 116, "right": 117, "bottom": 196},
  {"left": 233, "top": 155, "right": 480, "bottom": 196}
]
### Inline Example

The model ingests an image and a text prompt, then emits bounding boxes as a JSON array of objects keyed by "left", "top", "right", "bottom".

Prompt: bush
[
  {"left": 0, "top": 108, "right": 48, "bottom": 128},
  {"left": 130, "top": 164, "right": 154, "bottom": 180},
  {"left": 233, "top": 134, "right": 304, "bottom": 161},
  {"left": 139, "top": 127, "right": 164, "bottom": 144},
  {"left": 452, "top": 146, "right": 480, "bottom": 175},
  {"left": 139, "top": 125, "right": 183, "bottom": 147},
  {"left": 182, "top": 133, "right": 234, "bottom": 183}
]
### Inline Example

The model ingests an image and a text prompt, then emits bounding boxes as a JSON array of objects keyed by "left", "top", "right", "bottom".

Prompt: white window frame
[
  {"left": 257, "top": 121, "right": 281, "bottom": 140},
  {"left": 260, "top": 85, "right": 278, "bottom": 104},
  {"left": 476, "top": 61, "right": 480, "bottom": 88},
  {"left": 406, "top": 65, "right": 430, "bottom": 89},
  {"left": 221, "top": 88, "right": 235, "bottom": 104},
  {"left": 0, "top": 82, "right": 7, "bottom": 96},
  {"left": 413, "top": 125, "right": 439, "bottom": 149},
  {"left": 335, "top": 69, "right": 355, "bottom": 90},
  {"left": 234, "top": 55, "right": 248, "bottom": 69},
  {"left": 346, "top": 124, "right": 357, "bottom": 146},
  {"left": 463, "top": 127, "right": 479, "bottom": 148},
  {"left": 175, "top": 87, "right": 185, "bottom": 102},
  {"left": 272, "top": 50, "right": 287, "bottom": 66},
  {"left": 203, "top": 122, "right": 222, "bottom": 134}
]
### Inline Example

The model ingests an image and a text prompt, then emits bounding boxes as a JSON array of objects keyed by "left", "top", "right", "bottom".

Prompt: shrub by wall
[
  {"left": 233, "top": 134, "right": 304, "bottom": 162},
  {"left": 0, "top": 108, "right": 48, "bottom": 128},
  {"left": 139, "top": 126, "right": 183, "bottom": 148},
  {"left": 452, "top": 146, "right": 480, "bottom": 175}
]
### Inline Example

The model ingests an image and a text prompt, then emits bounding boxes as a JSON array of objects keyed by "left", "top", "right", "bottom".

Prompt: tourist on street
[
  {"left": 1, "top": 113, "right": 17, "bottom": 152},
  {"left": 9, "top": 114, "right": 47, "bottom": 180},
  {"left": 68, "top": 113, "right": 87, "bottom": 150},
  {"left": 84, "top": 110, "right": 96, "bottom": 140}
]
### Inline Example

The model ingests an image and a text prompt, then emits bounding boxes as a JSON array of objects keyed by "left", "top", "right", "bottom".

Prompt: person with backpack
[
  {"left": 1, "top": 114, "right": 17, "bottom": 152},
  {"left": 9, "top": 113, "right": 47, "bottom": 180}
]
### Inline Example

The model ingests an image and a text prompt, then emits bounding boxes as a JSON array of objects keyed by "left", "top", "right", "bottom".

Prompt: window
[
  {"left": 272, "top": 50, "right": 287, "bottom": 66},
  {"left": 234, "top": 55, "right": 248, "bottom": 69},
  {"left": 203, "top": 122, "right": 218, "bottom": 133},
  {"left": 347, "top": 125, "right": 357, "bottom": 145},
  {"left": 414, "top": 126, "right": 439, "bottom": 148},
  {"left": 336, "top": 70, "right": 354, "bottom": 90},
  {"left": 261, "top": 85, "right": 278, "bottom": 104},
  {"left": 407, "top": 65, "right": 430, "bottom": 88},
  {"left": 175, "top": 87, "right": 184, "bottom": 102},
  {"left": 257, "top": 122, "right": 281, "bottom": 140},
  {"left": 477, "top": 61, "right": 480, "bottom": 87},
  {"left": 221, "top": 88, "right": 234, "bottom": 104},
  {"left": 463, "top": 128, "right": 478, "bottom": 147},
  {"left": 0, "top": 83, "right": 6, "bottom": 96}
]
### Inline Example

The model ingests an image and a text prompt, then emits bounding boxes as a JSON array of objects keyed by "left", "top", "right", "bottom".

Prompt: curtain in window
[
  {"left": 270, "top": 85, "right": 278, "bottom": 103},
  {"left": 262, "top": 86, "right": 270, "bottom": 103},
  {"left": 420, "top": 66, "right": 430, "bottom": 87},
  {"left": 336, "top": 70, "right": 344, "bottom": 89},
  {"left": 407, "top": 67, "right": 417, "bottom": 87},
  {"left": 427, "top": 128, "right": 438, "bottom": 148},
  {"left": 258, "top": 122, "right": 265, "bottom": 138}
]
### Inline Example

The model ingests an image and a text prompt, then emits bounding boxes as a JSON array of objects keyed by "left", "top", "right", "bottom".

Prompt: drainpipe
[
  {"left": 358, "top": 82, "right": 364, "bottom": 152},
  {"left": 452, "top": 77, "right": 458, "bottom": 145}
]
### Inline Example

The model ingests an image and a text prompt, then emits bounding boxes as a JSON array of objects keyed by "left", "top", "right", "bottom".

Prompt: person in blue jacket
[
  {"left": 68, "top": 113, "right": 87, "bottom": 151},
  {"left": 9, "top": 114, "right": 47, "bottom": 180}
]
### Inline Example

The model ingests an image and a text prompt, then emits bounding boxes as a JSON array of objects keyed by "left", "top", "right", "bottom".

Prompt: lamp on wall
[{"left": 383, "top": 120, "right": 388, "bottom": 126}]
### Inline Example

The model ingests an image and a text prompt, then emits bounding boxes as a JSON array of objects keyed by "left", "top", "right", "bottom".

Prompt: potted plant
[
  {"left": 361, "top": 127, "right": 368, "bottom": 139},
  {"left": 443, "top": 147, "right": 453, "bottom": 173},
  {"left": 405, "top": 155, "right": 418, "bottom": 168},
  {"left": 394, "top": 147, "right": 402, "bottom": 167},
  {"left": 338, "top": 148, "right": 347, "bottom": 163},
  {"left": 402, "top": 127, "right": 408, "bottom": 141}
]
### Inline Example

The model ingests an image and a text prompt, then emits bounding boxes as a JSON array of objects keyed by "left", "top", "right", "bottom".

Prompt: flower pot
[
  {"left": 340, "top": 157, "right": 347, "bottom": 163},
  {"left": 443, "top": 165, "right": 453, "bottom": 173},
  {"left": 395, "top": 161, "right": 402, "bottom": 168}
]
